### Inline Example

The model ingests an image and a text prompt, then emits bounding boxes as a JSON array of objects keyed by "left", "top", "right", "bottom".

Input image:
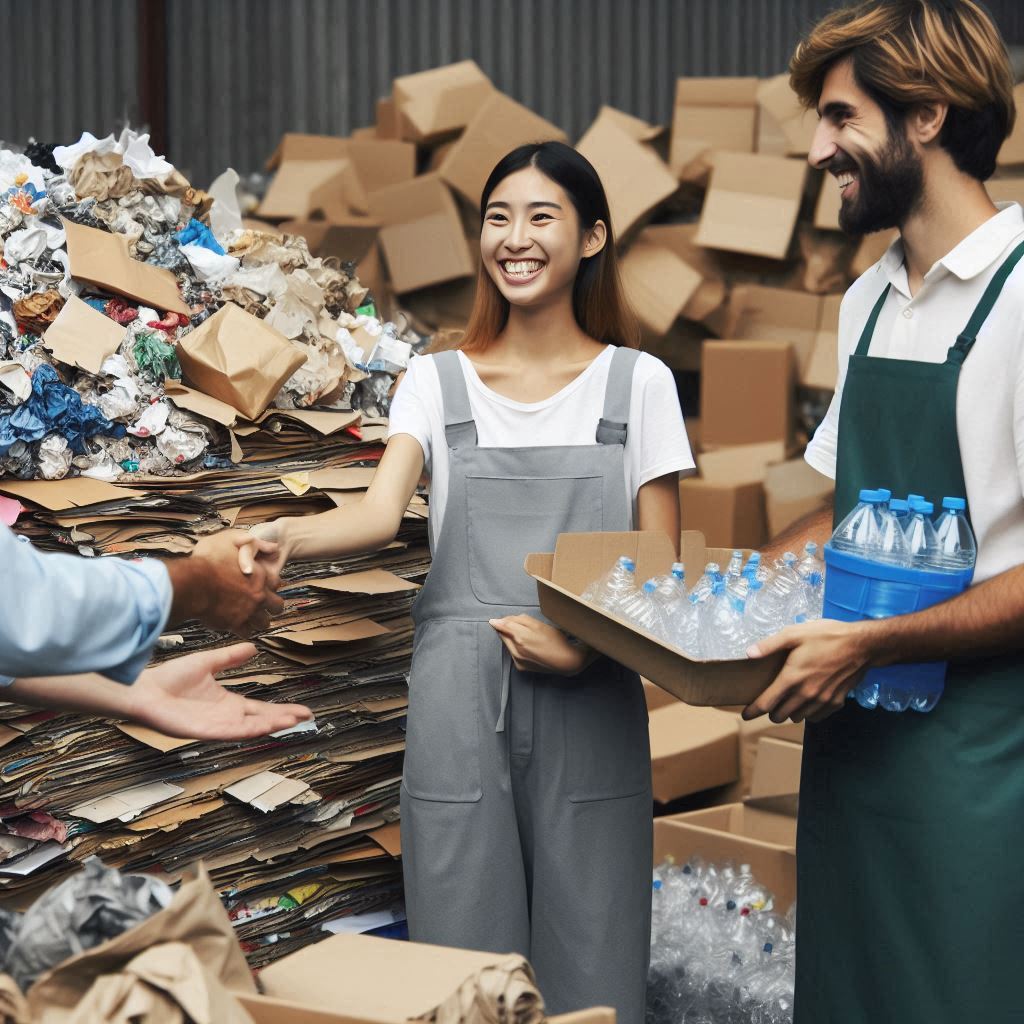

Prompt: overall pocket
[
  {"left": 466, "top": 474, "right": 603, "bottom": 607},
  {"left": 402, "top": 620, "right": 483, "bottom": 802},
  {"left": 564, "top": 659, "right": 651, "bottom": 802}
]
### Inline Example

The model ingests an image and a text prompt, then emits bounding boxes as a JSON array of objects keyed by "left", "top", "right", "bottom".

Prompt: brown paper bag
[
  {"left": 26, "top": 866, "right": 255, "bottom": 1023},
  {"left": 176, "top": 304, "right": 307, "bottom": 420},
  {"left": 65, "top": 943, "right": 255, "bottom": 1024}
]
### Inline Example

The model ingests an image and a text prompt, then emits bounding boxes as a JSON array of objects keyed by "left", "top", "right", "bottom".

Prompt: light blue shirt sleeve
[{"left": 0, "top": 525, "right": 173, "bottom": 686}]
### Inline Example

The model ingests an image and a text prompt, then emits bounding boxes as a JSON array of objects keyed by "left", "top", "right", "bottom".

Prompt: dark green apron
[{"left": 795, "top": 240, "right": 1024, "bottom": 1024}]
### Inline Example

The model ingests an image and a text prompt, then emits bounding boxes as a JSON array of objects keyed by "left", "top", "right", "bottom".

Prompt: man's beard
[{"left": 835, "top": 127, "right": 924, "bottom": 236}]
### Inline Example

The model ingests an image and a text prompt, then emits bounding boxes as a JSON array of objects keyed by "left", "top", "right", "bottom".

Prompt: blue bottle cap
[
  {"left": 917, "top": 501, "right": 934, "bottom": 515},
  {"left": 857, "top": 488, "right": 878, "bottom": 502},
  {"left": 908, "top": 497, "right": 928, "bottom": 512},
  {"left": 942, "top": 496, "right": 966, "bottom": 511},
  {"left": 748, "top": 552, "right": 761, "bottom": 563},
  {"left": 907, "top": 493, "right": 925, "bottom": 504},
  {"left": 876, "top": 488, "right": 892, "bottom": 500},
  {"left": 794, "top": 613, "right": 808, "bottom": 623},
  {"left": 642, "top": 580, "right": 658, "bottom": 594},
  {"left": 889, "top": 498, "right": 910, "bottom": 512},
  {"left": 711, "top": 580, "right": 726, "bottom": 595},
  {"left": 623, "top": 558, "right": 636, "bottom": 571}
]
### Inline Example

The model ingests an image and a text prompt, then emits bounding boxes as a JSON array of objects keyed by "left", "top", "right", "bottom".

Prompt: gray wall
[{"left": 4, "top": 0, "right": 1024, "bottom": 187}]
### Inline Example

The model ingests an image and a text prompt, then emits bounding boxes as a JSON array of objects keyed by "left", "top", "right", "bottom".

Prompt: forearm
[
  {"left": 279, "top": 497, "right": 403, "bottom": 562},
  {"left": 862, "top": 563, "right": 1024, "bottom": 665},
  {"left": 763, "top": 501, "right": 834, "bottom": 560},
  {"left": 5, "top": 673, "right": 133, "bottom": 717}
]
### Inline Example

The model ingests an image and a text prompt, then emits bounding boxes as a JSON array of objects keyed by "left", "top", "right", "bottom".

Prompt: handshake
[{"left": 165, "top": 523, "right": 287, "bottom": 637}]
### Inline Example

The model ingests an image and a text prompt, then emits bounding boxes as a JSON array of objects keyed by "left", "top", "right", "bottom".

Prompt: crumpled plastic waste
[
  {"left": 175, "top": 218, "right": 225, "bottom": 255},
  {"left": 130, "top": 330, "right": 181, "bottom": 382},
  {"left": 3, "top": 219, "right": 66, "bottom": 265},
  {"left": 0, "top": 364, "right": 125, "bottom": 456},
  {"left": 36, "top": 433, "right": 72, "bottom": 479},
  {"left": 156, "top": 424, "right": 206, "bottom": 465},
  {"left": 128, "top": 398, "right": 170, "bottom": 437},
  {"left": 145, "top": 311, "right": 190, "bottom": 334},
  {"left": 179, "top": 242, "right": 240, "bottom": 283},
  {"left": 2, "top": 856, "right": 173, "bottom": 992}
]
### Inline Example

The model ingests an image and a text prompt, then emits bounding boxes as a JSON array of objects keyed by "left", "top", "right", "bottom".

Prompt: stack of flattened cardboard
[{"left": 0, "top": 410, "right": 428, "bottom": 966}]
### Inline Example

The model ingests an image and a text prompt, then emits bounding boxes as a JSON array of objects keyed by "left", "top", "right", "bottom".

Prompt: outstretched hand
[
  {"left": 126, "top": 643, "right": 313, "bottom": 740},
  {"left": 237, "top": 522, "right": 287, "bottom": 578}
]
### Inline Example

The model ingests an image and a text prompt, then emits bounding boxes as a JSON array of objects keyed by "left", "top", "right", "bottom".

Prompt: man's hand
[
  {"left": 236, "top": 521, "right": 288, "bottom": 578},
  {"left": 126, "top": 643, "right": 313, "bottom": 740},
  {"left": 167, "top": 529, "right": 284, "bottom": 636},
  {"left": 489, "top": 615, "right": 593, "bottom": 676},
  {"left": 743, "top": 618, "right": 875, "bottom": 724}
]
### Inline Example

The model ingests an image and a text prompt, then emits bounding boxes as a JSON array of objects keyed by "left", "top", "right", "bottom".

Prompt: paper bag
[
  {"left": 26, "top": 866, "right": 256, "bottom": 1022},
  {"left": 63, "top": 943, "right": 255, "bottom": 1024},
  {"left": 62, "top": 219, "right": 190, "bottom": 315},
  {"left": 176, "top": 304, "right": 306, "bottom": 420}
]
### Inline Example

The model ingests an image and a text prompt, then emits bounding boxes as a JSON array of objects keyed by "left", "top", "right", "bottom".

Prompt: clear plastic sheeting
[{"left": 648, "top": 857, "right": 796, "bottom": 1024}]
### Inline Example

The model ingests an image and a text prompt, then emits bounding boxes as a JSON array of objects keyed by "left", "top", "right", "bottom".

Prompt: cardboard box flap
[
  {"left": 577, "top": 117, "right": 679, "bottom": 238},
  {"left": 595, "top": 105, "right": 664, "bottom": 143},
  {"left": 257, "top": 159, "right": 357, "bottom": 220},
  {"left": 756, "top": 74, "right": 817, "bottom": 154},
  {"left": 266, "top": 133, "right": 348, "bottom": 170},
  {"left": 550, "top": 530, "right": 677, "bottom": 596},
  {"left": 749, "top": 735, "right": 803, "bottom": 803},
  {"left": 619, "top": 240, "right": 703, "bottom": 335},
  {"left": 649, "top": 703, "right": 739, "bottom": 803},
  {"left": 698, "top": 441, "right": 789, "bottom": 484},
  {"left": 676, "top": 77, "right": 760, "bottom": 105},
  {"left": 440, "top": 92, "right": 566, "bottom": 204},
  {"left": 42, "top": 294, "right": 124, "bottom": 375},
  {"left": 393, "top": 61, "right": 495, "bottom": 142}
]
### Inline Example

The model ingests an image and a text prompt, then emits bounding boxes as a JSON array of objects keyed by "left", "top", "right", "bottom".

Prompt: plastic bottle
[
  {"left": 617, "top": 579, "right": 664, "bottom": 633},
  {"left": 690, "top": 562, "right": 723, "bottom": 601},
  {"left": 831, "top": 488, "right": 883, "bottom": 555},
  {"left": 671, "top": 590, "right": 709, "bottom": 657},
  {"left": 795, "top": 542, "right": 824, "bottom": 583},
  {"left": 903, "top": 499, "right": 940, "bottom": 569},
  {"left": 582, "top": 555, "right": 636, "bottom": 611},
  {"left": 932, "top": 496, "right": 977, "bottom": 572},
  {"left": 889, "top": 497, "right": 911, "bottom": 529},
  {"left": 703, "top": 580, "right": 748, "bottom": 659},
  {"left": 874, "top": 503, "right": 910, "bottom": 565},
  {"left": 773, "top": 551, "right": 802, "bottom": 584},
  {"left": 725, "top": 550, "right": 745, "bottom": 578},
  {"left": 744, "top": 578, "right": 780, "bottom": 641}
]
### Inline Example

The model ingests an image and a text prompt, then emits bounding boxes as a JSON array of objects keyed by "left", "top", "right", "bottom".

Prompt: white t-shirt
[
  {"left": 388, "top": 347, "right": 695, "bottom": 549},
  {"left": 806, "top": 202, "right": 1024, "bottom": 584}
]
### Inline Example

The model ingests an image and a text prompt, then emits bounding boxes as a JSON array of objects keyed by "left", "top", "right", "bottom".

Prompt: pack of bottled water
[
  {"left": 828, "top": 489, "right": 977, "bottom": 713},
  {"left": 648, "top": 856, "right": 795, "bottom": 1024},
  {"left": 831, "top": 488, "right": 976, "bottom": 571},
  {"left": 582, "top": 543, "right": 825, "bottom": 660}
]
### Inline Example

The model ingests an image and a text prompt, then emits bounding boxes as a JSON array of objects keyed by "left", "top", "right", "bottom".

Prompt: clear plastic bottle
[
  {"left": 582, "top": 555, "right": 636, "bottom": 611},
  {"left": 888, "top": 497, "right": 911, "bottom": 530},
  {"left": 831, "top": 488, "right": 883, "bottom": 555},
  {"left": 773, "top": 551, "right": 802, "bottom": 584},
  {"left": 725, "top": 549, "right": 745, "bottom": 578},
  {"left": 690, "top": 562, "right": 723, "bottom": 601},
  {"left": 874, "top": 503, "right": 910, "bottom": 565},
  {"left": 932, "top": 496, "right": 976, "bottom": 573},
  {"left": 671, "top": 590, "right": 709, "bottom": 656},
  {"left": 744, "top": 578, "right": 780, "bottom": 641},
  {"left": 617, "top": 579, "right": 664, "bottom": 633},
  {"left": 795, "top": 541, "right": 824, "bottom": 583},
  {"left": 903, "top": 499, "right": 941, "bottom": 569},
  {"left": 703, "top": 580, "right": 748, "bottom": 659}
]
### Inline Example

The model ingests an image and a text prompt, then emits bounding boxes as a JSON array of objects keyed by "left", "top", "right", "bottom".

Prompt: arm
[
  {"left": 761, "top": 499, "right": 834, "bottom": 561},
  {"left": 491, "top": 472, "right": 682, "bottom": 675},
  {"left": 7, "top": 644, "right": 312, "bottom": 740},
  {"left": 743, "top": 561, "right": 1024, "bottom": 724},
  {"left": 239, "top": 434, "right": 425, "bottom": 573}
]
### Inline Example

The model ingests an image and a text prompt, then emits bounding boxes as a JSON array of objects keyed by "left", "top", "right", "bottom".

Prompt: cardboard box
[
  {"left": 577, "top": 113, "right": 679, "bottom": 239},
  {"left": 595, "top": 105, "right": 664, "bottom": 144},
  {"left": 176, "top": 303, "right": 307, "bottom": 420},
  {"left": 696, "top": 152, "right": 807, "bottom": 259},
  {"left": 718, "top": 284, "right": 822, "bottom": 377},
  {"left": 258, "top": 158, "right": 368, "bottom": 221},
  {"left": 638, "top": 223, "right": 727, "bottom": 323},
  {"left": 392, "top": 60, "right": 495, "bottom": 143},
  {"left": 649, "top": 703, "right": 740, "bottom": 803},
  {"left": 640, "top": 319, "right": 704, "bottom": 372},
  {"left": 619, "top": 239, "right": 703, "bottom": 335},
  {"left": 654, "top": 806, "right": 797, "bottom": 910},
  {"left": 526, "top": 531, "right": 787, "bottom": 705},
  {"left": 401, "top": 275, "right": 478, "bottom": 332},
  {"left": 802, "top": 292, "right": 841, "bottom": 391},
  {"left": 644, "top": 678, "right": 679, "bottom": 712},
  {"left": 700, "top": 340, "right": 795, "bottom": 449},
  {"left": 244, "top": 934, "right": 614, "bottom": 1024},
  {"left": 669, "top": 77, "right": 759, "bottom": 178},
  {"left": 439, "top": 92, "right": 566, "bottom": 204},
  {"left": 756, "top": 74, "right": 817, "bottom": 156},
  {"left": 763, "top": 456, "right": 835, "bottom": 538},
  {"left": 749, "top": 735, "right": 802, "bottom": 800},
  {"left": 697, "top": 441, "right": 790, "bottom": 482},
  {"left": 716, "top": 711, "right": 804, "bottom": 800},
  {"left": 997, "top": 83, "right": 1024, "bottom": 166},
  {"left": 367, "top": 174, "right": 475, "bottom": 293},
  {"left": 376, "top": 96, "right": 400, "bottom": 140},
  {"left": 679, "top": 476, "right": 768, "bottom": 550}
]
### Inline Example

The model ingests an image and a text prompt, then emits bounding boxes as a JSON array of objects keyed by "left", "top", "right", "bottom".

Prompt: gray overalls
[{"left": 400, "top": 347, "right": 653, "bottom": 1024}]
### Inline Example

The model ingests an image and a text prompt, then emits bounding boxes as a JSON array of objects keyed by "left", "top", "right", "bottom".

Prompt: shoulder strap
[
  {"left": 947, "top": 237, "right": 1024, "bottom": 365},
  {"left": 854, "top": 285, "right": 890, "bottom": 357},
  {"left": 596, "top": 346, "right": 642, "bottom": 445},
  {"left": 432, "top": 351, "right": 478, "bottom": 449}
]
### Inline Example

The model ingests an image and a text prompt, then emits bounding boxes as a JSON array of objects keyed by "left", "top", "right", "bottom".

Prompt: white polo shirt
[{"left": 806, "top": 202, "right": 1024, "bottom": 584}]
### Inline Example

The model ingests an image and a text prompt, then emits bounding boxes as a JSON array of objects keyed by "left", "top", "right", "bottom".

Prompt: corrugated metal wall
[{"left": 4, "top": 0, "right": 1024, "bottom": 187}]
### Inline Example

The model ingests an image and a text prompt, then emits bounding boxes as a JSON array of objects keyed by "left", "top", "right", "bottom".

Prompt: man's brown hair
[{"left": 790, "top": 0, "right": 1015, "bottom": 180}]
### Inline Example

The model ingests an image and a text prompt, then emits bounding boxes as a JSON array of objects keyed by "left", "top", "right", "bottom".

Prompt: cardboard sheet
[
  {"left": 392, "top": 60, "right": 495, "bottom": 143},
  {"left": 63, "top": 218, "right": 190, "bottom": 315},
  {"left": 42, "top": 295, "right": 125, "bottom": 375}
]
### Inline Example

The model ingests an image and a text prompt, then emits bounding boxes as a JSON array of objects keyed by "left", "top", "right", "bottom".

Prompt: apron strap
[
  {"left": 433, "top": 350, "right": 478, "bottom": 449},
  {"left": 947, "top": 237, "right": 1024, "bottom": 365},
  {"left": 495, "top": 645, "right": 512, "bottom": 733},
  {"left": 596, "top": 346, "right": 641, "bottom": 445},
  {"left": 854, "top": 284, "right": 891, "bottom": 357}
]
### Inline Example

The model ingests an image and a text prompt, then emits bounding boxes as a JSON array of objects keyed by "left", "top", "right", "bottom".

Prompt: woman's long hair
[{"left": 460, "top": 142, "right": 639, "bottom": 351}]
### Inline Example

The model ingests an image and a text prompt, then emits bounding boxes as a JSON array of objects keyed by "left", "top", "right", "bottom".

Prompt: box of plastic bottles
[{"left": 825, "top": 489, "right": 976, "bottom": 712}]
